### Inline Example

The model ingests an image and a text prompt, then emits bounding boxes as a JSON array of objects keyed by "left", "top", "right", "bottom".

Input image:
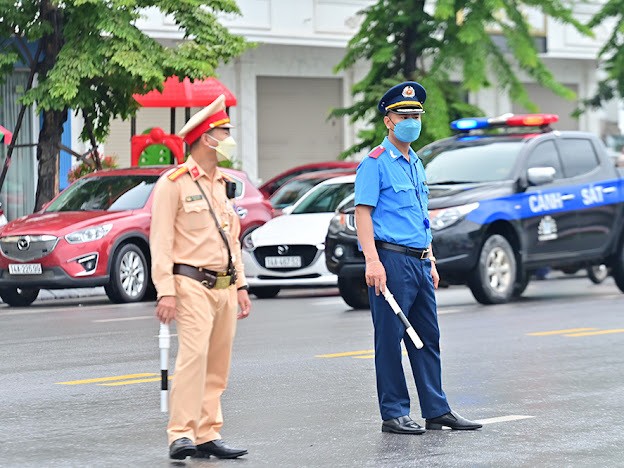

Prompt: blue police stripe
[{"left": 465, "top": 178, "right": 624, "bottom": 224}]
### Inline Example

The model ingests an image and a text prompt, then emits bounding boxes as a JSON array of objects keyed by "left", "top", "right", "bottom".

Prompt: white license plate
[
  {"left": 265, "top": 256, "right": 302, "bottom": 268},
  {"left": 8, "top": 263, "right": 42, "bottom": 275}
]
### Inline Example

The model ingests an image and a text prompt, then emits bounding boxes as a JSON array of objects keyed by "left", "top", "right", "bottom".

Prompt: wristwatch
[{"left": 237, "top": 285, "right": 250, "bottom": 291}]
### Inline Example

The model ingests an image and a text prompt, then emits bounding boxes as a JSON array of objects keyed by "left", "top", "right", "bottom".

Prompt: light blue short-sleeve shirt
[{"left": 354, "top": 137, "right": 431, "bottom": 248}]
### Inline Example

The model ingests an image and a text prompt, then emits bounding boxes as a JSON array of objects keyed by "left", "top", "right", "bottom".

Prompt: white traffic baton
[
  {"left": 382, "top": 288, "right": 424, "bottom": 349},
  {"left": 158, "top": 323, "right": 170, "bottom": 412}
]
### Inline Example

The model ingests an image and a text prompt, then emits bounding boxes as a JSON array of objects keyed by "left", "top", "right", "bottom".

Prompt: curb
[{"left": 37, "top": 287, "right": 106, "bottom": 301}]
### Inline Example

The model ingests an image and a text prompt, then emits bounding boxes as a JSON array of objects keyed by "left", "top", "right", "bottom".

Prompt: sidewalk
[{"left": 37, "top": 287, "right": 106, "bottom": 301}]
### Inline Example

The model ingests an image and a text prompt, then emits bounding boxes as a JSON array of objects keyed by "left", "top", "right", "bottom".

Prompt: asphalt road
[{"left": 1, "top": 276, "right": 623, "bottom": 467}]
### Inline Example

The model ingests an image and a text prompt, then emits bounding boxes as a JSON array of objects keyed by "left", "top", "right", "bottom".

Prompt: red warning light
[{"left": 505, "top": 114, "right": 559, "bottom": 127}]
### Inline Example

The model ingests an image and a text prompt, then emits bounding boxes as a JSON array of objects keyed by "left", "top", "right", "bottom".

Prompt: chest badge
[{"left": 185, "top": 195, "right": 203, "bottom": 202}]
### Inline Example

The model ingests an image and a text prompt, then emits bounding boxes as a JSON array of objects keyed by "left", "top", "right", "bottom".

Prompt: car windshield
[
  {"left": 46, "top": 175, "right": 160, "bottom": 212},
  {"left": 270, "top": 177, "right": 330, "bottom": 209},
  {"left": 292, "top": 182, "right": 354, "bottom": 214},
  {"left": 420, "top": 140, "right": 524, "bottom": 184}
]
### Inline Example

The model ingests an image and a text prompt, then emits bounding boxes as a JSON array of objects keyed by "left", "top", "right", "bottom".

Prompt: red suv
[{"left": 0, "top": 166, "right": 272, "bottom": 307}]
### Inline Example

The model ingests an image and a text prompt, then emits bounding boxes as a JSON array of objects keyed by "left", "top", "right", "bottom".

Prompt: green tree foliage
[
  {"left": 0, "top": 0, "right": 248, "bottom": 209},
  {"left": 584, "top": 0, "right": 624, "bottom": 109},
  {"left": 333, "top": 0, "right": 591, "bottom": 158}
]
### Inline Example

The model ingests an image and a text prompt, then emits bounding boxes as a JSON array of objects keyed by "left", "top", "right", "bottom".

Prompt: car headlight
[
  {"left": 65, "top": 224, "right": 113, "bottom": 244},
  {"left": 429, "top": 203, "right": 479, "bottom": 231},
  {"left": 242, "top": 232, "right": 255, "bottom": 251}
]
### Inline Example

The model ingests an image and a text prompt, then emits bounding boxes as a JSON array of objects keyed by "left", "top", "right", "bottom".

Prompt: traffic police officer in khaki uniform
[
  {"left": 150, "top": 94, "right": 252, "bottom": 460},
  {"left": 355, "top": 82, "right": 482, "bottom": 434}
]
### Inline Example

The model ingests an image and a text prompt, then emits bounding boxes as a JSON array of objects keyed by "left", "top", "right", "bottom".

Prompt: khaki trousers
[{"left": 167, "top": 275, "right": 238, "bottom": 445}]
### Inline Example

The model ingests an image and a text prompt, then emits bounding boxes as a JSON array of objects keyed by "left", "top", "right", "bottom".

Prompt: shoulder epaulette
[
  {"left": 168, "top": 166, "right": 189, "bottom": 181},
  {"left": 368, "top": 146, "right": 385, "bottom": 159}
]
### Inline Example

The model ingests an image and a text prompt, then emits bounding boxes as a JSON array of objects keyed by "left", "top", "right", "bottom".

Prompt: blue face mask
[{"left": 392, "top": 118, "right": 422, "bottom": 143}]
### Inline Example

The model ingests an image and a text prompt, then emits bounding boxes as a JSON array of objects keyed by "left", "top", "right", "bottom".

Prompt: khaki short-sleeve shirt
[{"left": 150, "top": 156, "right": 246, "bottom": 298}]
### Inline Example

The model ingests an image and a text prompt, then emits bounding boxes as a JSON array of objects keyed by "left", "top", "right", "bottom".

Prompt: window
[
  {"left": 292, "top": 182, "right": 354, "bottom": 214},
  {"left": 421, "top": 140, "right": 523, "bottom": 184},
  {"left": 46, "top": 175, "right": 159, "bottom": 212},
  {"left": 270, "top": 178, "right": 320, "bottom": 209},
  {"left": 226, "top": 174, "right": 244, "bottom": 199},
  {"left": 558, "top": 139, "right": 599, "bottom": 178},
  {"left": 527, "top": 141, "right": 563, "bottom": 179}
]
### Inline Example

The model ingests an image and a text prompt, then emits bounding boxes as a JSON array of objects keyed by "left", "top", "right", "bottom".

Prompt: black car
[{"left": 326, "top": 114, "right": 624, "bottom": 308}]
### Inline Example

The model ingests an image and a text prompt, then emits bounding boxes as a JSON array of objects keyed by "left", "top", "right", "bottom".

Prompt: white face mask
[{"left": 208, "top": 134, "right": 237, "bottom": 162}]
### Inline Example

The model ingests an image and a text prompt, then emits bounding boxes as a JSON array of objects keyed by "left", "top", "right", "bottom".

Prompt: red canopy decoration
[
  {"left": 0, "top": 124, "right": 13, "bottom": 145},
  {"left": 133, "top": 77, "right": 237, "bottom": 108}
]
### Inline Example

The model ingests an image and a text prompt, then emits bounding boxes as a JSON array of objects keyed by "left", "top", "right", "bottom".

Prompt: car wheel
[
  {"left": 613, "top": 240, "right": 624, "bottom": 294},
  {"left": 512, "top": 273, "right": 530, "bottom": 298},
  {"left": 105, "top": 243, "right": 149, "bottom": 303},
  {"left": 250, "top": 286, "right": 280, "bottom": 299},
  {"left": 468, "top": 234, "right": 517, "bottom": 305},
  {"left": 587, "top": 265, "right": 609, "bottom": 284},
  {"left": 338, "top": 275, "right": 369, "bottom": 309},
  {"left": 0, "top": 287, "right": 40, "bottom": 307}
]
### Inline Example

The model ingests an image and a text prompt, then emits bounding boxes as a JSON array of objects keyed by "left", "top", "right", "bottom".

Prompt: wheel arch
[{"left": 106, "top": 232, "right": 151, "bottom": 276}]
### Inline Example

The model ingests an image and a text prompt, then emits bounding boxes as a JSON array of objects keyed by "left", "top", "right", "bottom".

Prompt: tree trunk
[
  {"left": 35, "top": 110, "right": 66, "bottom": 211},
  {"left": 34, "top": 1, "right": 65, "bottom": 211},
  {"left": 402, "top": 0, "right": 425, "bottom": 78}
]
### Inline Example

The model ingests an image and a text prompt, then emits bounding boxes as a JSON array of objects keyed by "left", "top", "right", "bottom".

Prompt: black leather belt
[
  {"left": 173, "top": 263, "right": 234, "bottom": 289},
  {"left": 375, "top": 240, "right": 430, "bottom": 259}
]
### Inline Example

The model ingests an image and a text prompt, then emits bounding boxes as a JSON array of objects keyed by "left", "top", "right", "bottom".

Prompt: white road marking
[
  {"left": 475, "top": 415, "right": 534, "bottom": 425},
  {"left": 92, "top": 316, "right": 153, "bottom": 323}
]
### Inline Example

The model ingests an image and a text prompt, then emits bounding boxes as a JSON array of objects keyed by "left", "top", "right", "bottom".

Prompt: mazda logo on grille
[
  {"left": 17, "top": 236, "right": 31, "bottom": 251},
  {"left": 277, "top": 245, "right": 289, "bottom": 255}
]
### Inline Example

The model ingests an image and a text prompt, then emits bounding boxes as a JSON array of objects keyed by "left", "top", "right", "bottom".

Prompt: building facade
[{"left": 103, "top": 0, "right": 621, "bottom": 184}]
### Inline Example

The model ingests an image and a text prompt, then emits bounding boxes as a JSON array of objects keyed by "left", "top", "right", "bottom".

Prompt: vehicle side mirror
[
  {"left": 527, "top": 167, "right": 556, "bottom": 186},
  {"left": 282, "top": 205, "right": 295, "bottom": 215}
]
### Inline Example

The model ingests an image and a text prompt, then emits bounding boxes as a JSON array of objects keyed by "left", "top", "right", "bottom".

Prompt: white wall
[{"left": 136, "top": 0, "right": 374, "bottom": 47}]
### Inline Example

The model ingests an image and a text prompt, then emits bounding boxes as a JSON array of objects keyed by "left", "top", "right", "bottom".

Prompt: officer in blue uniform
[{"left": 354, "top": 81, "right": 482, "bottom": 434}]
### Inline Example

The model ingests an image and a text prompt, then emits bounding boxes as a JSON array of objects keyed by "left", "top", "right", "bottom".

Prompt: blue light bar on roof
[{"left": 450, "top": 117, "right": 489, "bottom": 131}]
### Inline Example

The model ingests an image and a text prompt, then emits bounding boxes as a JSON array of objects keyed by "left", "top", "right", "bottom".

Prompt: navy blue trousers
[{"left": 369, "top": 248, "right": 451, "bottom": 420}]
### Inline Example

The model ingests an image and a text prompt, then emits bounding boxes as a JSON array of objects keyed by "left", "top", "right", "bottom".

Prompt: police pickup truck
[{"left": 325, "top": 113, "right": 624, "bottom": 308}]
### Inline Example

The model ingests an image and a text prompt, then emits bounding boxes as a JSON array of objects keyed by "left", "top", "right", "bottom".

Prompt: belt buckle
[
  {"left": 420, "top": 249, "right": 429, "bottom": 260},
  {"left": 215, "top": 275, "right": 231, "bottom": 289}
]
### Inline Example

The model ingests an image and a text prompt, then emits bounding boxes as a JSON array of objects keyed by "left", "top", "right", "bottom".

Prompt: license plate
[
  {"left": 265, "top": 256, "right": 302, "bottom": 268},
  {"left": 8, "top": 263, "right": 42, "bottom": 275}
]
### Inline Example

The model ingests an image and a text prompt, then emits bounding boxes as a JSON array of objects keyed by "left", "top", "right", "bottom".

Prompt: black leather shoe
[
  {"left": 381, "top": 415, "right": 426, "bottom": 434},
  {"left": 193, "top": 439, "right": 248, "bottom": 459},
  {"left": 169, "top": 437, "right": 196, "bottom": 460},
  {"left": 425, "top": 411, "right": 482, "bottom": 430}
]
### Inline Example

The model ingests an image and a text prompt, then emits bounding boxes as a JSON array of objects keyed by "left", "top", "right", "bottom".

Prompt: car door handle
[{"left": 561, "top": 194, "right": 575, "bottom": 201}]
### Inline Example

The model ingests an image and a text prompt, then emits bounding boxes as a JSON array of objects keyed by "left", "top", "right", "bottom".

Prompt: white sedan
[{"left": 243, "top": 175, "right": 355, "bottom": 298}]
